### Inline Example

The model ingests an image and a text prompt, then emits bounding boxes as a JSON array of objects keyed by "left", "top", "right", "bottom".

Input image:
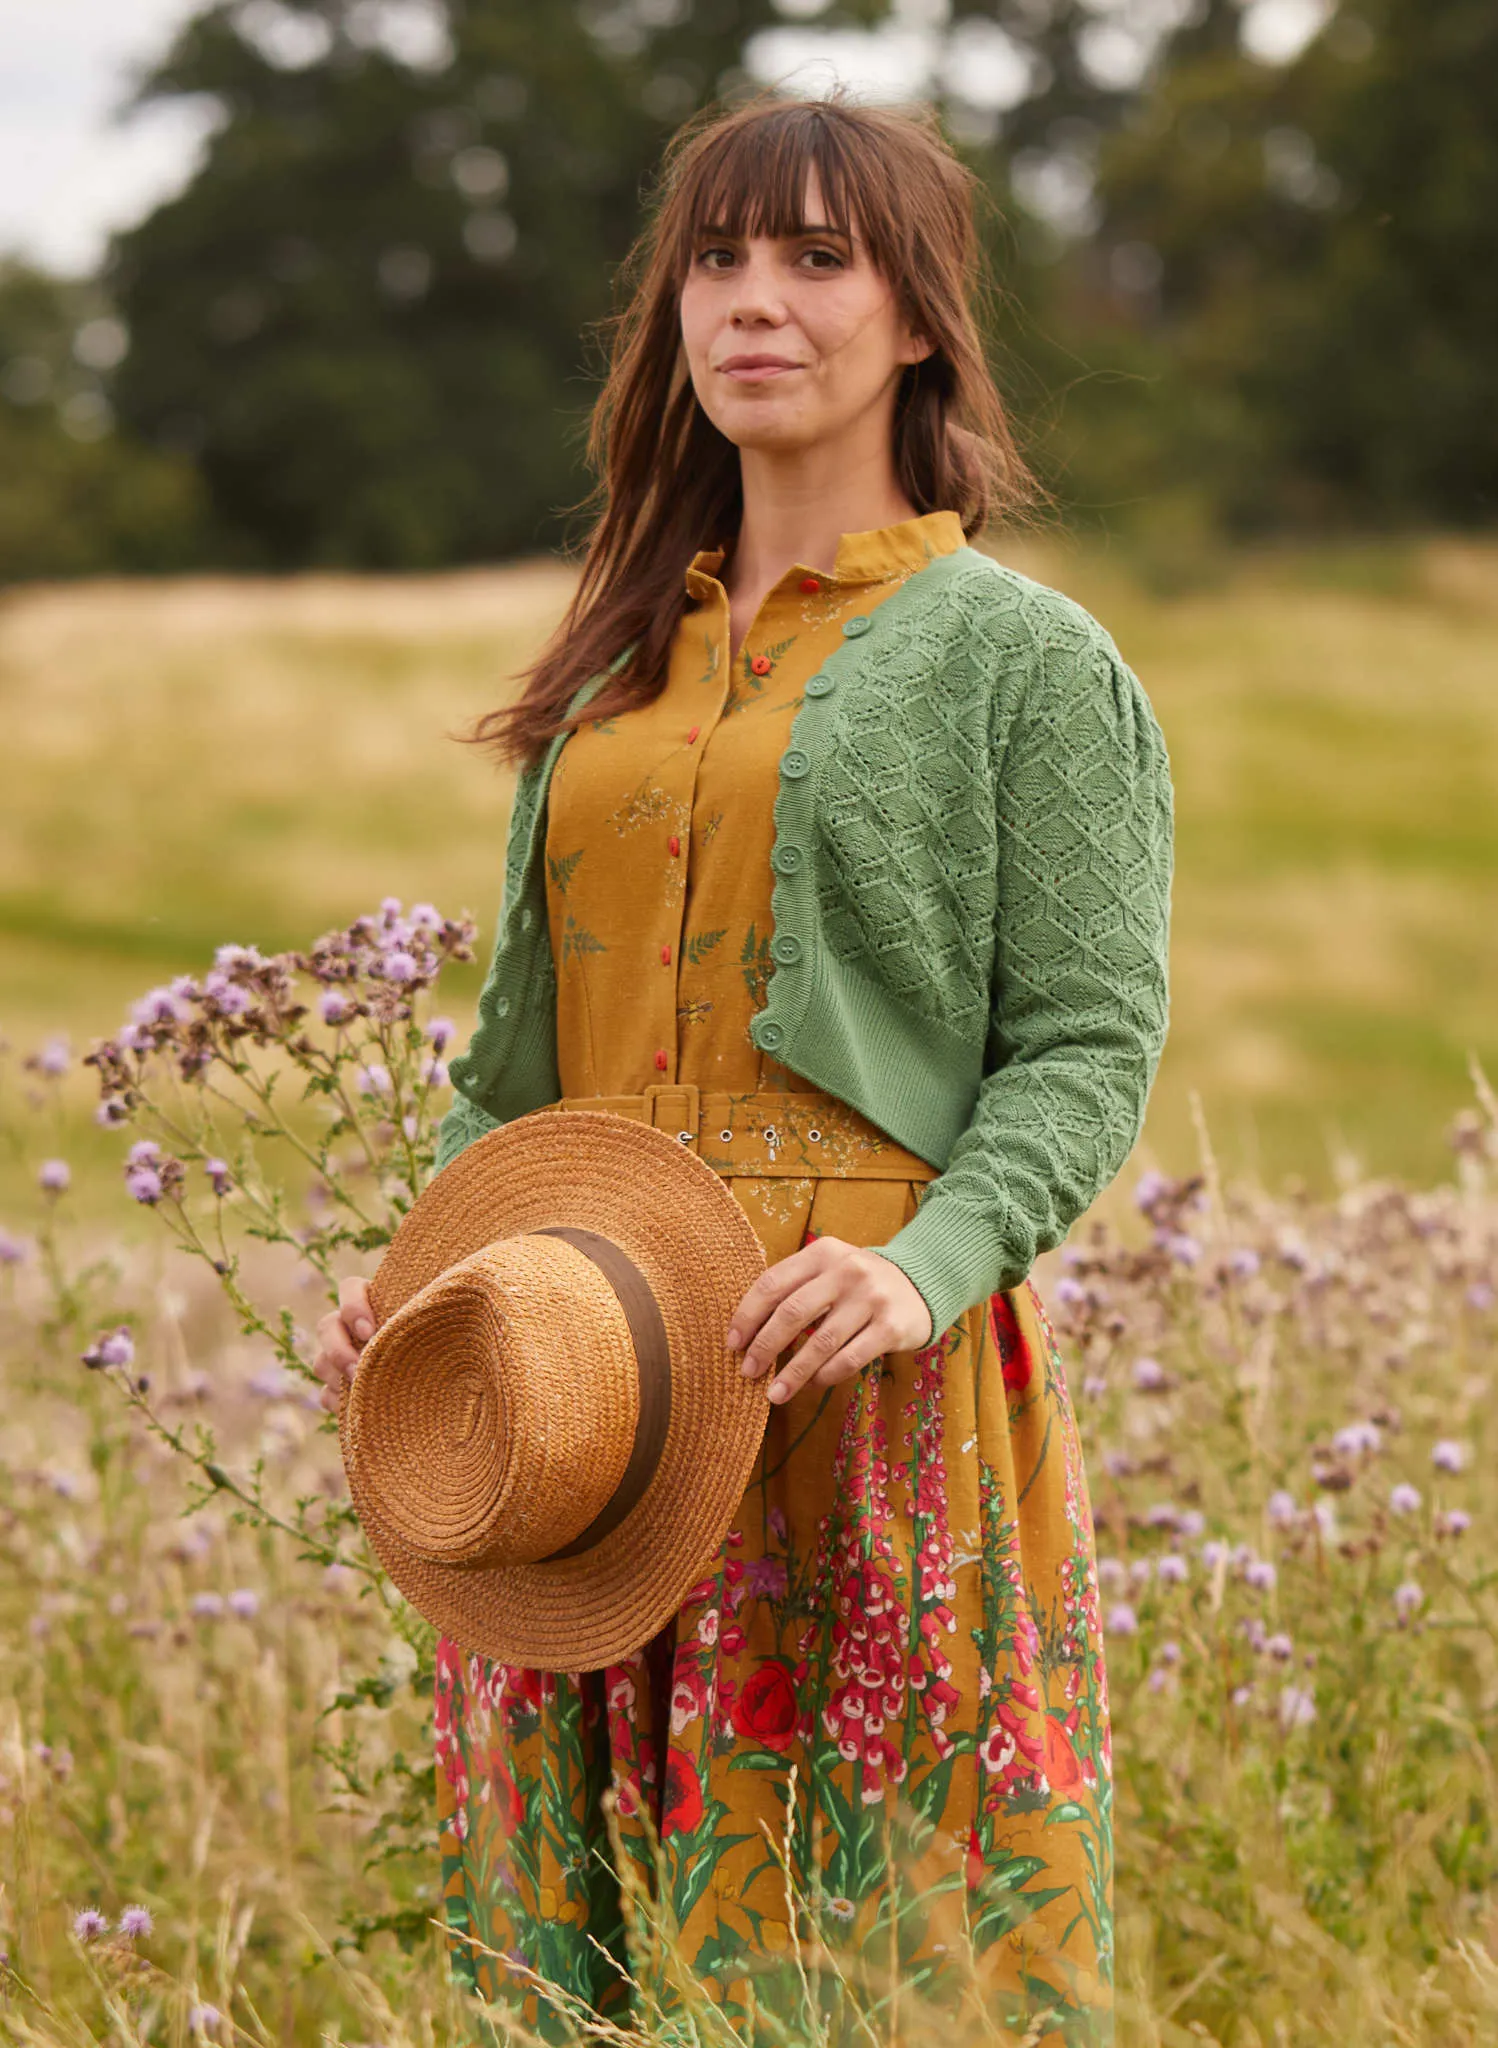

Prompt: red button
[
  {"left": 800, "top": 576, "right": 820, "bottom": 593},
  {"left": 661, "top": 944, "right": 671, "bottom": 965},
  {"left": 687, "top": 725, "right": 700, "bottom": 743},
  {"left": 654, "top": 1049, "right": 668, "bottom": 1071},
  {"left": 667, "top": 833, "right": 681, "bottom": 857},
  {"left": 751, "top": 654, "right": 772, "bottom": 676}
]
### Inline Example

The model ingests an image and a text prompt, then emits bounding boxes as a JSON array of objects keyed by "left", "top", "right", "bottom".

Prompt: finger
[
  {"left": 338, "top": 1274, "right": 375, "bottom": 1345},
  {"left": 737, "top": 1277, "right": 840, "bottom": 1380},
  {"left": 726, "top": 1239, "right": 841, "bottom": 1350},
  {"left": 765, "top": 1305, "right": 872, "bottom": 1403},
  {"left": 805, "top": 1321, "right": 892, "bottom": 1393}
]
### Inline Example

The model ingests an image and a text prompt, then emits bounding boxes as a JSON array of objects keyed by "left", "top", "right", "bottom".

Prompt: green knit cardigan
[{"left": 436, "top": 542, "right": 1174, "bottom": 1342}]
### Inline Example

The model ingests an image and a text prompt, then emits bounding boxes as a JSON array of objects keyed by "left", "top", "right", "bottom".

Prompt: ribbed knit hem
[{"left": 873, "top": 1196, "right": 1020, "bottom": 1345}]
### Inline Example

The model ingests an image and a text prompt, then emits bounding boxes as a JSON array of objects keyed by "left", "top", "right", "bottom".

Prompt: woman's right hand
[{"left": 314, "top": 1276, "right": 375, "bottom": 1415}]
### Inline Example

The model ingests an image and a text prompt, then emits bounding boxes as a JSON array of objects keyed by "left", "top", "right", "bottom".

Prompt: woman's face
[{"left": 679, "top": 165, "right": 931, "bottom": 457}]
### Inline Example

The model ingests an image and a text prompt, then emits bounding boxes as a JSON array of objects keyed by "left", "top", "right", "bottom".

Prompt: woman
[{"left": 315, "top": 86, "right": 1172, "bottom": 2047}]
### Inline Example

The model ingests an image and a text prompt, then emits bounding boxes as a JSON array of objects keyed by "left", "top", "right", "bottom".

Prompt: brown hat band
[{"left": 531, "top": 1224, "right": 673, "bottom": 1563}]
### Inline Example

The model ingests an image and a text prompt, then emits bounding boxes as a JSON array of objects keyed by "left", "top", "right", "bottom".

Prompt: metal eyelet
[
  {"left": 719, "top": 1128, "right": 733, "bottom": 1143},
  {"left": 763, "top": 1125, "right": 778, "bottom": 1144},
  {"left": 677, "top": 1130, "right": 693, "bottom": 1143},
  {"left": 808, "top": 1128, "right": 822, "bottom": 1143}
]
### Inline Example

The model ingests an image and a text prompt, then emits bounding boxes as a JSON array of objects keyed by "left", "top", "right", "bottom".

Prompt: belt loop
[{"left": 643, "top": 1082, "right": 700, "bottom": 1147}]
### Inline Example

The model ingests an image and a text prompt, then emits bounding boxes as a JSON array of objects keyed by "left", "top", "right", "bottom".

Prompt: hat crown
[{"left": 345, "top": 1234, "right": 640, "bottom": 1567}]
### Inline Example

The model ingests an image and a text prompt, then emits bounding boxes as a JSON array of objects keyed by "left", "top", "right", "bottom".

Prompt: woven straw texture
[{"left": 340, "top": 1109, "right": 768, "bottom": 1669}]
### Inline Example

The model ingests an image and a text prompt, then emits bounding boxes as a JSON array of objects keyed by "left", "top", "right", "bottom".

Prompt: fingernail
[
  {"left": 354, "top": 1319, "right": 373, "bottom": 1340},
  {"left": 725, "top": 1329, "right": 741, "bottom": 1350},
  {"left": 767, "top": 1380, "right": 787, "bottom": 1403},
  {"left": 739, "top": 1356, "right": 758, "bottom": 1377}
]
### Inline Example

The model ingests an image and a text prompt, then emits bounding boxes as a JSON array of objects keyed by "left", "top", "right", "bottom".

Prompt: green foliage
[
  {"left": 1062, "top": 0, "right": 1498, "bottom": 533},
  {"left": 0, "top": 263, "right": 214, "bottom": 580}
]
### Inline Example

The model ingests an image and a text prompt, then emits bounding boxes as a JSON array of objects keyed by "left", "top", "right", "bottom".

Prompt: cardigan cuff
[{"left": 872, "top": 1198, "right": 1024, "bottom": 1346}]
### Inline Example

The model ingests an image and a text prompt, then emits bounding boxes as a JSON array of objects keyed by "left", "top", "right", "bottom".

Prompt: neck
[{"left": 724, "top": 436, "right": 920, "bottom": 595}]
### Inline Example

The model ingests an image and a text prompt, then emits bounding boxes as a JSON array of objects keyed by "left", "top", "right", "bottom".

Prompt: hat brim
[{"left": 340, "top": 1108, "right": 770, "bottom": 1670}]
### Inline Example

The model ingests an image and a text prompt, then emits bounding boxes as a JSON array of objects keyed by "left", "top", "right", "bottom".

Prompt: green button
[
  {"left": 771, "top": 842, "right": 803, "bottom": 873},
  {"left": 805, "top": 671, "right": 836, "bottom": 697},
  {"left": 842, "top": 614, "right": 871, "bottom": 637},
  {"left": 780, "top": 748, "right": 810, "bottom": 779},
  {"left": 495, "top": 996, "right": 510, "bottom": 1017},
  {"left": 755, "top": 1017, "right": 785, "bottom": 1051},
  {"left": 521, "top": 907, "right": 533, "bottom": 931},
  {"left": 771, "top": 934, "right": 802, "bottom": 965}
]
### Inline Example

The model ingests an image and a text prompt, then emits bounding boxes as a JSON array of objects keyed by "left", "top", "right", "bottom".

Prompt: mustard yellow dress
[{"left": 433, "top": 512, "right": 1113, "bottom": 2044}]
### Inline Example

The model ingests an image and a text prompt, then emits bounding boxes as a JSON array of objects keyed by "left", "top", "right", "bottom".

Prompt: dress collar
[{"left": 684, "top": 508, "right": 966, "bottom": 601}]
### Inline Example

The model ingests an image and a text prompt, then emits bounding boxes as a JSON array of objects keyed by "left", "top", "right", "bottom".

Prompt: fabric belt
[{"left": 536, "top": 1084, "right": 939, "bottom": 1182}]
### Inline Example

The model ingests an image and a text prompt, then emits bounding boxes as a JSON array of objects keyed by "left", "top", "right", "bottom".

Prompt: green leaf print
[
  {"left": 685, "top": 926, "right": 726, "bottom": 966},
  {"left": 547, "top": 848, "right": 583, "bottom": 894},
  {"left": 817, "top": 1767, "right": 889, "bottom": 1906},
  {"left": 728, "top": 1748, "right": 792, "bottom": 1773},
  {"left": 561, "top": 913, "right": 607, "bottom": 963},
  {"left": 739, "top": 922, "right": 772, "bottom": 1008}
]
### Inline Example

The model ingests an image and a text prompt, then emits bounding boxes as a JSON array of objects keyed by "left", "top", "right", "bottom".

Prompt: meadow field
[{"left": 1, "top": 535, "right": 1496, "bottom": 2046}]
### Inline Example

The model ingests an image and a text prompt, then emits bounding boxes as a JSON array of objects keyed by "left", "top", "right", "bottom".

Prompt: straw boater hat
[{"left": 337, "top": 1108, "right": 770, "bottom": 1671}]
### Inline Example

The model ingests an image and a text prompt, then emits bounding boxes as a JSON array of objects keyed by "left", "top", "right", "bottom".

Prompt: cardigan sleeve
[{"left": 872, "top": 623, "right": 1174, "bottom": 1342}]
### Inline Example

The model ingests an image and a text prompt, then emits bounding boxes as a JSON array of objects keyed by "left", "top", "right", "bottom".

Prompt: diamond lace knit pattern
[{"left": 437, "top": 544, "right": 1174, "bottom": 1343}]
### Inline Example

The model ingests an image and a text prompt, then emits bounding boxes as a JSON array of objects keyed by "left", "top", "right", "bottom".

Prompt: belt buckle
[{"left": 643, "top": 1081, "right": 700, "bottom": 1147}]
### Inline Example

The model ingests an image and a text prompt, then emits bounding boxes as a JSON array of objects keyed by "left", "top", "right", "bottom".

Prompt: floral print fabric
[{"left": 434, "top": 511, "right": 1114, "bottom": 2044}]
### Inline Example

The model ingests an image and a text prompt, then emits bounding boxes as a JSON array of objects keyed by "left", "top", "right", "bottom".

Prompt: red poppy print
[
  {"left": 661, "top": 1749, "right": 704, "bottom": 1837},
  {"left": 732, "top": 1658, "right": 799, "bottom": 1751},
  {"left": 988, "top": 1289, "right": 1035, "bottom": 1392}
]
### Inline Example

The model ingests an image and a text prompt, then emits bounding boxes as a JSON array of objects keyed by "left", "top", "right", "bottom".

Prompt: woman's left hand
[{"left": 726, "top": 1236, "right": 934, "bottom": 1402}]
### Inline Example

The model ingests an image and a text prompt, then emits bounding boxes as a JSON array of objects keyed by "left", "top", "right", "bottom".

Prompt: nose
[{"left": 725, "top": 246, "right": 789, "bottom": 329}]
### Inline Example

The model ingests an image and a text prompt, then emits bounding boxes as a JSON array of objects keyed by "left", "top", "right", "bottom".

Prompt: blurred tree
[
  {"left": 102, "top": 0, "right": 844, "bottom": 569},
  {"left": 0, "top": 262, "right": 213, "bottom": 581},
  {"left": 1072, "top": 0, "right": 1498, "bottom": 530}
]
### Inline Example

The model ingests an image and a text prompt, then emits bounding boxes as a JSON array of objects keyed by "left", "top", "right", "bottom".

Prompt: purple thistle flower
[
  {"left": 1332, "top": 1420, "right": 1381, "bottom": 1458},
  {"left": 1468, "top": 1282, "right": 1495, "bottom": 1312},
  {"left": 131, "top": 986, "right": 191, "bottom": 1027},
  {"left": 39, "top": 1159, "right": 71, "bottom": 1194},
  {"left": 188, "top": 2005, "right": 223, "bottom": 2035},
  {"left": 0, "top": 1229, "right": 28, "bottom": 1266},
  {"left": 126, "top": 1164, "right": 164, "bottom": 1205},
  {"left": 227, "top": 1588, "right": 260, "bottom": 1620},
  {"left": 1105, "top": 1603, "right": 1139, "bottom": 1637},
  {"left": 202, "top": 972, "right": 253, "bottom": 1018},
  {"left": 1054, "top": 1276, "right": 1087, "bottom": 1307},
  {"left": 36, "top": 1037, "right": 70, "bottom": 1076},
  {"left": 318, "top": 989, "right": 352, "bottom": 1025},
  {"left": 380, "top": 949, "right": 420, "bottom": 983},
  {"left": 1266, "top": 1489, "right": 1298, "bottom": 1527},
  {"left": 1132, "top": 1355, "right": 1167, "bottom": 1391},
  {"left": 1279, "top": 1685, "right": 1317, "bottom": 1730},
  {"left": 126, "top": 1139, "right": 161, "bottom": 1167},
  {"left": 1144, "top": 1502, "right": 1179, "bottom": 1528},
  {"left": 1177, "top": 1509, "right": 1206, "bottom": 1538},
  {"left": 1163, "top": 1231, "right": 1201, "bottom": 1266},
  {"left": 214, "top": 943, "right": 263, "bottom": 972},
  {"left": 190, "top": 1592, "right": 224, "bottom": 1620},
  {"left": 1439, "top": 1508, "right": 1472, "bottom": 1538},
  {"left": 118, "top": 1906, "right": 153, "bottom": 1939},
  {"left": 1201, "top": 1540, "right": 1230, "bottom": 1571},
  {"left": 204, "top": 1158, "right": 233, "bottom": 1197},
  {"left": 1389, "top": 1483, "right": 1422, "bottom": 1515},
  {"left": 1265, "top": 1632, "right": 1294, "bottom": 1661},
  {"left": 426, "top": 1015, "right": 455, "bottom": 1052},
  {"left": 1231, "top": 1684, "right": 1254, "bottom": 1707},
  {"left": 1431, "top": 1439, "right": 1467, "bottom": 1473},
  {"left": 1082, "top": 1373, "right": 1108, "bottom": 1399},
  {"left": 1155, "top": 1638, "right": 1181, "bottom": 1664},
  {"left": 1133, "top": 1169, "right": 1171, "bottom": 1211},
  {"left": 1156, "top": 1554, "right": 1189, "bottom": 1585},
  {"left": 72, "top": 1908, "right": 107, "bottom": 1943},
  {"left": 81, "top": 1326, "right": 136, "bottom": 1371},
  {"left": 410, "top": 902, "right": 442, "bottom": 929},
  {"left": 96, "top": 1096, "right": 130, "bottom": 1126},
  {"left": 1097, "top": 1557, "right": 1125, "bottom": 1588},
  {"left": 356, "top": 1063, "right": 392, "bottom": 1096},
  {"left": 422, "top": 1056, "right": 449, "bottom": 1088},
  {"left": 1393, "top": 1580, "right": 1424, "bottom": 1620},
  {"left": 1228, "top": 1246, "right": 1261, "bottom": 1279}
]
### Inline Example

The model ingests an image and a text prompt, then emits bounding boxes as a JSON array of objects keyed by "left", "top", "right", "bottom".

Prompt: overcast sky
[{"left": 0, "top": 0, "right": 1330, "bottom": 278}]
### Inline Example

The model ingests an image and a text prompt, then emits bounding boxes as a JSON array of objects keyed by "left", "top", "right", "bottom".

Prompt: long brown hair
[{"left": 466, "top": 83, "right": 1041, "bottom": 775}]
